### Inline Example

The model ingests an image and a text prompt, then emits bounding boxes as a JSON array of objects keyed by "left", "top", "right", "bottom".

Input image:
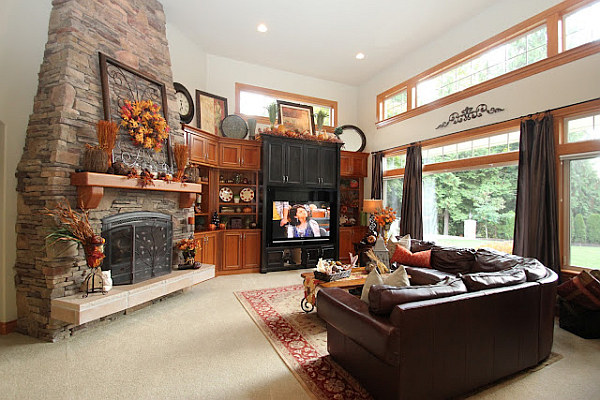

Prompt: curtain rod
[{"left": 373, "top": 97, "right": 600, "bottom": 155}]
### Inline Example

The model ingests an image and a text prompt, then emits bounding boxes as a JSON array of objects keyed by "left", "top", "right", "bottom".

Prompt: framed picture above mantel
[{"left": 196, "top": 90, "right": 228, "bottom": 136}]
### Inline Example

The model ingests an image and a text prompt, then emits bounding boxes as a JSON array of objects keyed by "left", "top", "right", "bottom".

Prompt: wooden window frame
[
  {"left": 376, "top": 0, "right": 600, "bottom": 128},
  {"left": 235, "top": 82, "right": 338, "bottom": 133}
]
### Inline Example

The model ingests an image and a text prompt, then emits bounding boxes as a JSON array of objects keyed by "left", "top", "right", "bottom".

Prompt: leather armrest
[{"left": 317, "top": 287, "right": 401, "bottom": 366}]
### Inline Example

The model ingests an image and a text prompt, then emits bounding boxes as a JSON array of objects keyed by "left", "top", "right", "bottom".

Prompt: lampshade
[{"left": 363, "top": 199, "right": 383, "bottom": 214}]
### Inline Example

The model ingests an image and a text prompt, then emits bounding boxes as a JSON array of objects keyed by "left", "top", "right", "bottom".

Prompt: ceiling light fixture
[
  {"left": 355, "top": 52, "right": 365, "bottom": 60},
  {"left": 257, "top": 23, "right": 268, "bottom": 33}
]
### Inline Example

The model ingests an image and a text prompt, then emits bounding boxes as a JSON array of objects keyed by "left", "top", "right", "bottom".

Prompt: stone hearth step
[{"left": 51, "top": 265, "right": 215, "bottom": 325}]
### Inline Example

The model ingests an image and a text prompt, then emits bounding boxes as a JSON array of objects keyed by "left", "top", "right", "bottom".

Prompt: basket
[{"left": 314, "top": 269, "right": 351, "bottom": 282}]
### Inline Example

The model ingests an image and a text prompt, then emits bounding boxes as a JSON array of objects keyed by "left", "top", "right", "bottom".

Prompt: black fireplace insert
[{"left": 102, "top": 212, "right": 173, "bottom": 285}]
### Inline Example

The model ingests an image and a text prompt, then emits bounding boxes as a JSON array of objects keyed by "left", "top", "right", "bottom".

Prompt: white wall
[
  {"left": 205, "top": 54, "right": 359, "bottom": 128},
  {"left": 165, "top": 22, "right": 208, "bottom": 128},
  {"left": 0, "top": 0, "right": 52, "bottom": 322},
  {"left": 358, "top": 0, "right": 600, "bottom": 193}
]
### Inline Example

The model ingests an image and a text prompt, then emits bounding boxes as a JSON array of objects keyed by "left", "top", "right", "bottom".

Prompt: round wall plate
[
  {"left": 219, "top": 187, "right": 233, "bottom": 202},
  {"left": 220, "top": 115, "right": 248, "bottom": 139},
  {"left": 239, "top": 187, "right": 255, "bottom": 202},
  {"left": 337, "top": 125, "right": 366, "bottom": 152}
]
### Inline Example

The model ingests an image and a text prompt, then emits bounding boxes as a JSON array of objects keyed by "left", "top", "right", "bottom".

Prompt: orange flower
[{"left": 373, "top": 206, "right": 397, "bottom": 227}]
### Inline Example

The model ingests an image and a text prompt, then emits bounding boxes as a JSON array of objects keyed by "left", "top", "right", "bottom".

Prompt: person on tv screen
[
  {"left": 287, "top": 204, "right": 321, "bottom": 238},
  {"left": 273, "top": 201, "right": 290, "bottom": 238}
]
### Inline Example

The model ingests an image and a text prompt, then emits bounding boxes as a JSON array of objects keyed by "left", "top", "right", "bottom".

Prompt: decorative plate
[
  {"left": 239, "top": 187, "right": 255, "bottom": 202},
  {"left": 219, "top": 187, "right": 233, "bottom": 202},
  {"left": 220, "top": 115, "right": 248, "bottom": 139}
]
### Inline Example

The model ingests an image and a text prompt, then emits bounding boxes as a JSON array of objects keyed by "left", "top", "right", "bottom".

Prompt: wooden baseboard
[{"left": 0, "top": 320, "right": 17, "bottom": 335}]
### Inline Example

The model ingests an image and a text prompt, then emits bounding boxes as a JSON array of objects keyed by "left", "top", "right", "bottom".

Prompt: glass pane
[
  {"left": 384, "top": 90, "right": 408, "bottom": 118},
  {"left": 565, "top": 1, "right": 600, "bottom": 50},
  {"left": 384, "top": 177, "right": 403, "bottom": 239},
  {"left": 422, "top": 165, "right": 517, "bottom": 251},
  {"left": 569, "top": 157, "right": 600, "bottom": 269},
  {"left": 566, "top": 114, "right": 600, "bottom": 142},
  {"left": 312, "top": 105, "right": 332, "bottom": 127},
  {"left": 239, "top": 91, "right": 274, "bottom": 117},
  {"left": 384, "top": 154, "right": 406, "bottom": 170}
]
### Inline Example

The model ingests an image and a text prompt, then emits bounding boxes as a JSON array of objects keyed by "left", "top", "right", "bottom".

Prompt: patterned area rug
[
  {"left": 235, "top": 284, "right": 372, "bottom": 400},
  {"left": 235, "top": 285, "right": 563, "bottom": 400}
]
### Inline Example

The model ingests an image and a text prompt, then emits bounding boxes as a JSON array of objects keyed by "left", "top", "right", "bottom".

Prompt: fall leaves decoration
[{"left": 120, "top": 100, "right": 170, "bottom": 152}]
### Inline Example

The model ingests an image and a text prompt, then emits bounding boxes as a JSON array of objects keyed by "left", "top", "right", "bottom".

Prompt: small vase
[{"left": 182, "top": 250, "right": 195, "bottom": 265}]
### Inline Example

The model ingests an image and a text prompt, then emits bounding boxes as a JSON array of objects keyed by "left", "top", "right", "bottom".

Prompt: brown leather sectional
[{"left": 317, "top": 246, "right": 558, "bottom": 400}]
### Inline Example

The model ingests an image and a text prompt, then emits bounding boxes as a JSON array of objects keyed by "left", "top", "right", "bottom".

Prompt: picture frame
[
  {"left": 230, "top": 217, "right": 243, "bottom": 229},
  {"left": 196, "top": 90, "right": 228, "bottom": 135},
  {"left": 277, "top": 100, "right": 315, "bottom": 135}
]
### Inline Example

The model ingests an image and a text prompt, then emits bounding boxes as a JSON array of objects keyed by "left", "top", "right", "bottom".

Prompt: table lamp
[{"left": 363, "top": 199, "right": 383, "bottom": 234}]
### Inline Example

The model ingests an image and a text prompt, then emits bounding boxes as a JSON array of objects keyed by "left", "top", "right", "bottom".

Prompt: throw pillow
[
  {"left": 390, "top": 245, "right": 431, "bottom": 268},
  {"left": 384, "top": 264, "right": 410, "bottom": 287},
  {"left": 360, "top": 268, "right": 384, "bottom": 304},
  {"left": 557, "top": 270, "right": 600, "bottom": 310},
  {"left": 389, "top": 234, "right": 410, "bottom": 259}
]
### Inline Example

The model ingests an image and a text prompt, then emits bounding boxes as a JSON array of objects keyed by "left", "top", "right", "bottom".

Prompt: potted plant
[
  {"left": 315, "top": 110, "right": 329, "bottom": 133},
  {"left": 266, "top": 102, "right": 278, "bottom": 129}
]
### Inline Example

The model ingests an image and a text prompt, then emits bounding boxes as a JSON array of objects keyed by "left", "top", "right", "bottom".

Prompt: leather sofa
[{"left": 317, "top": 246, "right": 558, "bottom": 400}]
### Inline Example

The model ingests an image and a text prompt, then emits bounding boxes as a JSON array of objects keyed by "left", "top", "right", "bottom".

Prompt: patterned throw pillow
[
  {"left": 557, "top": 270, "right": 600, "bottom": 310},
  {"left": 390, "top": 245, "right": 431, "bottom": 268}
]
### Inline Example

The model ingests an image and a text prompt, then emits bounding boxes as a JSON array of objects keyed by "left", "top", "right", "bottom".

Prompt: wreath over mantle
[{"left": 120, "top": 99, "right": 170, "bottom": 152}]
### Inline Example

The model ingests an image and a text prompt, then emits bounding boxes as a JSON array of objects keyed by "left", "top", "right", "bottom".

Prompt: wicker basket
[{"left": 314, "top": 269, "right": 351, "bottom": 282}]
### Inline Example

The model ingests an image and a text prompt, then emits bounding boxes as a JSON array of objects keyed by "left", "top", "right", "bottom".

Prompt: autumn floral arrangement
[
  {"left": 120, "top": 100, "right": 170, "bottom": 152},
  {"left": 176, "top": 237, "right": 199, "bottom": 266},
  {"left": 373, "top": 206, "right": 397, "bottom": 240}
]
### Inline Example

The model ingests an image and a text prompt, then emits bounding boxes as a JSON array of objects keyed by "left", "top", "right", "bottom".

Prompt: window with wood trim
[
  {"left": 376, "top": 0, "right": 600, "bottom": 127},
  {"left": 235, "top": 83, "right": 338, "bottom": 132}
]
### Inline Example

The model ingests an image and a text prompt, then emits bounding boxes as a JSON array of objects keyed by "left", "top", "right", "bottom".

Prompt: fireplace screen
[{"left": 102, "top": 212, "right": 172, "bottom": 285}]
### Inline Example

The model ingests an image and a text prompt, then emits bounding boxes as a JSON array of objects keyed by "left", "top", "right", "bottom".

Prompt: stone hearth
[{"left": 14, "top": 0, "right": 194, "bottom": 341}]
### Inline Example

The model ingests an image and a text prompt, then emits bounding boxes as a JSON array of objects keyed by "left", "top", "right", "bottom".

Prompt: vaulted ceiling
[{"left": 162, "top": 0, "right": 499, "bottom": 85}]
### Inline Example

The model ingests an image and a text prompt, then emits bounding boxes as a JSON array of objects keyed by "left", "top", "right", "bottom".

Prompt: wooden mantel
[{"left": 71, "top": 172, "right": 202, "bottom": 209}]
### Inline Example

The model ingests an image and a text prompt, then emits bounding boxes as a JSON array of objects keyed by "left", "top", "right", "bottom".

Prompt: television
[{"left": 267, "top": 189, "right": 337, "bottom": 245}]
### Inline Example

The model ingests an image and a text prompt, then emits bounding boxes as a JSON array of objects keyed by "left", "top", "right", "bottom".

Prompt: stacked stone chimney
[{"left": 15, "top": 0, "right": 191, "bottom": 341}]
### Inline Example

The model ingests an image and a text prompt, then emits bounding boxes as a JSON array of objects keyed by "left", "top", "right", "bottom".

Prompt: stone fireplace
[{"left": 14, "top": 0, "right": 195, "bottom": 341}]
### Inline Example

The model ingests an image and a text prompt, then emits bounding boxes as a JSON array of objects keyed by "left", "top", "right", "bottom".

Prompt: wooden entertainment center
[{"left": 183, "top": 124, "right": 368, "bottom": 275}]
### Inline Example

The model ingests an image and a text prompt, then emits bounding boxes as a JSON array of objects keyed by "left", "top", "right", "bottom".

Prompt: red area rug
[{"left": 235, "top": 284, "right": 372, "bottom": 400}]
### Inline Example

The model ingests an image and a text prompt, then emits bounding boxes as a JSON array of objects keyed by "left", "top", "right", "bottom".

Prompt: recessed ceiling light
[
  {"left": 257, "top": 23, "right": 268, "bottom": 33},
  {"left": 355, "top": 52, "right": 365, "bottom": 60}
]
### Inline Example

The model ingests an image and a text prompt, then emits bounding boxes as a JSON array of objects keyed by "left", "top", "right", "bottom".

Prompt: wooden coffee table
[{"left": 300, "top": 267, "right": 369, "bottom": 312}]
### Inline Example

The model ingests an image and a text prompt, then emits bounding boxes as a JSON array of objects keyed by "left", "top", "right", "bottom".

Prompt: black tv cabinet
[{"left": 260, "top": 134, "right": 341, "bottom": 273}]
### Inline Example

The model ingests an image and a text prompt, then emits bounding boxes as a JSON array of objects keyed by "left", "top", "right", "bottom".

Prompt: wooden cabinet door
[
  {"left": 242, "top": 231, "right": 261, "bottom": 269},
  {"left": 219, "top": 143, "right": 241, "bottom": 168},
  {"left": 338, "top": 227, "right": 354, "bottom": 263},
  {"left": 303, "top": 145, "right": 320, "bottom": 186},
  {"left": 319, "top": 147, "right": 338, "bottom": 188},
  {"left": 202, "top": 232, "right": 218, "bottom": 266},
  {"left": 240, "top": 145, "right": 261, "bottom": 169},
  {"left": 189, "top": 133, "right": 205, "bottom": 163},
  {"left": 285, "top": 142, "right": 304, "bottom": 185},
  {"left": 205, "top": 137, "right": 218, "bottom": 166},
  {"left": 266, "top": 141, "right": 285, "bottom": 185},
  {"left": 353, "top": 156, "right": 367, "bottom": 177},
  {"left": 340, "top": 154, "right": 353, "bottom": 176},
  {"left": 222, "top": 231, "right": 242, "bottom": 270}
]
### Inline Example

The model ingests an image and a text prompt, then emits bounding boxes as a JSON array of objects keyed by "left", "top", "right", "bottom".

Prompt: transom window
[
  {"left": 383, "top": 90, "right": 408, "bottom": 119},
  {"left": 417, "top": 27, "right": 547, "bottom": 107},
  {"left": 423, "top": 131, "right": 519, "bottom": 165},
  {"left": 564, "top": 1, "right": 600, "bottom": 50},
  {"left": 566, "top": 112, "right": 600, "bottom": 142}
]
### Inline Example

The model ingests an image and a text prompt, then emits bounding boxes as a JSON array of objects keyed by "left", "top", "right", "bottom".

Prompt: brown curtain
[
  {"left": 371, "top": 152, "right": 383, "bottom": 199},
  {"left": 513, "top": 114, "right": 560, "bottom": 273},
  {"left": 399, "top": 145, "right": 423, "bottom": 239}
]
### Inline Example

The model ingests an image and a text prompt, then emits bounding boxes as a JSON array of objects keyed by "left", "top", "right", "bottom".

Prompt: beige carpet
[{"left": 0, "top": 269, "right": 599, "bottom": 399}]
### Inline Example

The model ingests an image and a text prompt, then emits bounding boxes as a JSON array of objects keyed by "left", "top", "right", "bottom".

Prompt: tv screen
[{"left": 272, "top": 201, "right": 331, "bottom": 242}]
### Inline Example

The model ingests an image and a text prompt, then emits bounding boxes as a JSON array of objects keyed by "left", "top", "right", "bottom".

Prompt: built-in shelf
[
  {"left": 71, "top": 172, "right": 203, "bottom": 209},
  {"left": 51, "top": 265, "right": 215, "bottom": 325}
]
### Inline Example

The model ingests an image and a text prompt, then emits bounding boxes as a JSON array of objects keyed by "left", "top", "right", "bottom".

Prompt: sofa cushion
[
  {"left": 390, "top": 245, "right": 431, "bottom": 268},
  {"left": 557, "top": 270, "right": 600, "bottom": 310},
  {"left": 369, "top": 277, "right": 467, "bottom": 314},
  {"left": 405, "top": 266, "right": 457, "bottom": 285},
  {"left": 430, "top": 246, "right": 476, "bottom": 274},
  {"left": 410, "top": 239, "right": 436, "bottom": 253},
  {"left": 473, "top": 248, "right": 549, "bottom": 281},
  {"left": 461, "top": 268, "right": 527, "bottom": 291}
]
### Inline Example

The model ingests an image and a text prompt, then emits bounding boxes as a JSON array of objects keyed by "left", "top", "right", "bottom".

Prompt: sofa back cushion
[
  {"left": 390, "top": 245, "right": 431, "bottom": 268},
  {"left": 461, "top": 268, "right": 527, "bottom": 291},
  {"left": 410, "top": 239, "right": 436, "bottom": 253},
  {"left": 405, "top": 266, "right": 457, "bottom": 285},
  {"left": 369, "top": 277, "right": 467, "bottom": 315},
  {"left": 473, "top": 248, "right": 549, "bottom": 281},
  {"left": 430, "top": 246, "right": 476, "bottom": 274}
]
